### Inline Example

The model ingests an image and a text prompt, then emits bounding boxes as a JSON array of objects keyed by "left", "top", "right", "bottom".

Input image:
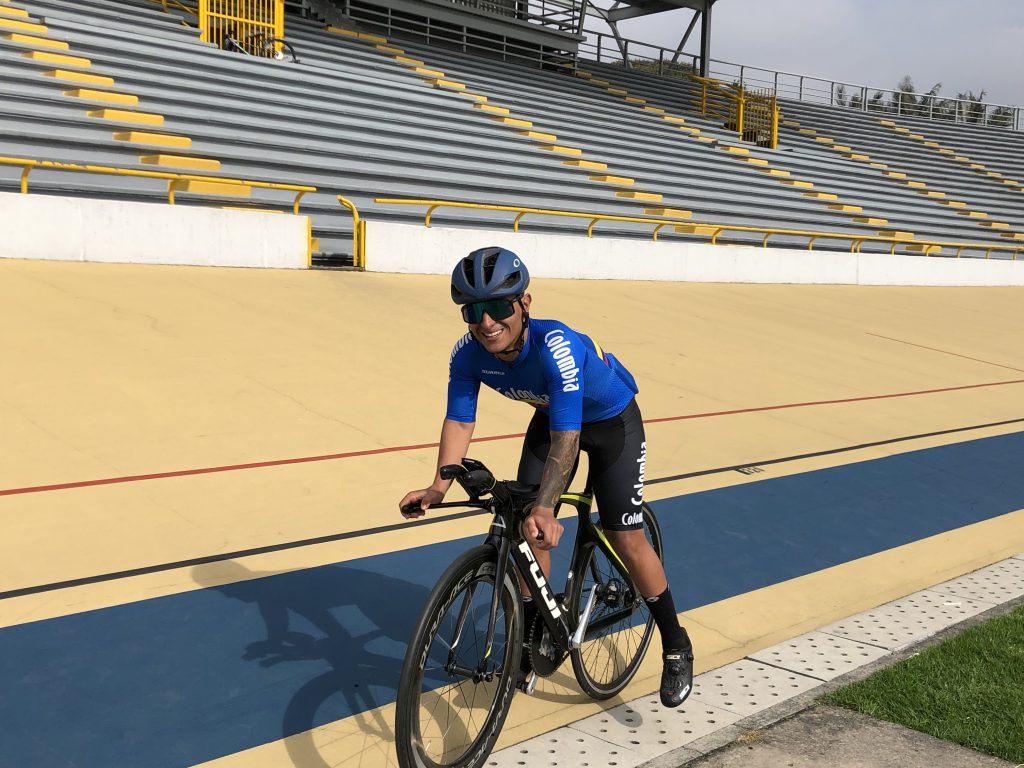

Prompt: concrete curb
[
  {"left": 645, "top": 589, "right": 1024, "bottom": 768},
  {"left": 486, "top": 554, "right": 1024, "bottom": 768}
]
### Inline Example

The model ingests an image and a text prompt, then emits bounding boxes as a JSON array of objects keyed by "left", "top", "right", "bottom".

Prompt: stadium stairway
[
  {"left": 772, "top": 98, "right": 1024, "bottom": 242},
  {"left": 287, "top": 17, "right": 1024, "bottom": 253},
  {"left": 874, "top": 117, "right": 1024, "bottom": 243},
  {"left": 201, "top": 8, "right": 916, "bottom": 247},
  {"left": 574, "top": 60, "right": 1024, "bottom": 250},
  {"left": 1, "top": 0, "right": 1021, "bottom": 262},
  {"left": 292, "top": 20, "right": 943, "bottom": 242}
]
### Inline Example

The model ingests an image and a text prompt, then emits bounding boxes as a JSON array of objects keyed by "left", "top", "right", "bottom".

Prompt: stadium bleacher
[{"left": 1, "top": 0, "right": 1022, "bottom": 264}]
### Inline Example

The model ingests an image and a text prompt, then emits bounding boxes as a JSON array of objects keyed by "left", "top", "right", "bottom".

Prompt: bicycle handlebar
[{"left": 405, "top": 458, "right": 544, "bottom": 540}]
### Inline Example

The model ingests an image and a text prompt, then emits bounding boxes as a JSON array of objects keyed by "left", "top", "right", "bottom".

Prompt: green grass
[{"left": 822, "top": 605, "right": 1024, "bottom": 763}]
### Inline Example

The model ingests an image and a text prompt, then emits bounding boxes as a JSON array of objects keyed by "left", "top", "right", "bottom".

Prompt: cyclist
[{"left": 399, "top": 246, "right": 693, "bottom": 708}]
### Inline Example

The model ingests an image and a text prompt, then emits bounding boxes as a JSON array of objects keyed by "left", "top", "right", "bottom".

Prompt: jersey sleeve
[
  {"left": 445, "top": 333, "right": 480, "bottom": 423},
  {"left": 538, "top": 325, "right": 585, "bottom": 431}
]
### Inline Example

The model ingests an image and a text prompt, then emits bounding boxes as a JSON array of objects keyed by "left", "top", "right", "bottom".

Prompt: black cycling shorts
[{"left": 517, "top": 398, "right": 648, "bottom": 531}]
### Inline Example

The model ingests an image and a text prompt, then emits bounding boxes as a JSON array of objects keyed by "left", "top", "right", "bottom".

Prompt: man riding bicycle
[{"left": 399, "top": 246, "right": 694, "bottom": 708}]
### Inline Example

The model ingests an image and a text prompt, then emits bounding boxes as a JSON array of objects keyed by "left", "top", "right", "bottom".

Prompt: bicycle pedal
[{"left": 517, "top": 672, "right": 538, "bottom": 695}]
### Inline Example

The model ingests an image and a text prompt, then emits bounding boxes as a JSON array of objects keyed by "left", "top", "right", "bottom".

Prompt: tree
[
  {"left": 889, "top": 76, "right": 942, "bottom": 118},
  {"left": 989, "top": 106, "right": 1015, "bottom": 129},
  {"left": 956, "top": 89, "right": 988, "bottom": 124},
  {"left": 831, "top": 75, "right": 1011, "bottom": 128}
]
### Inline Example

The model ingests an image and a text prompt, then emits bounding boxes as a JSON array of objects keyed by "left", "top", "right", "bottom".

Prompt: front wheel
[
  {"left": 395, "top": 545, "right": 522, "bottom": 768},
  {"left": 569, "top": 503, "right": 663, "bottom": 699}
]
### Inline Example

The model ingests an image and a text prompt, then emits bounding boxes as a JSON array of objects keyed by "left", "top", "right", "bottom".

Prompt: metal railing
[
  {"left": 1, "top": 156, "right": 315, "bottom": 213},
  {"left": 409, "top": 0, "right": 577, "bottom": 30},
  {"left": 326, "top": 1, "right": 579, "bottom": 71},
  {"left": 692, "top": 74, "right": 737, "bottom": 125},
  {"left": 690, "top": 75, "right": 779, "bottom": 149},
  {"left": 744, "top": 88, "right": 780, "bottom": 149},
  {"left": 199, "top": 0, "right": 285, "bottom": 56},
  {"left": 669, "top": 222, "right": 1023, "bottom": 260},
  {"left": 300, "top": 0, "right": 1022, "bottom": 132},
  {"left": 579, "top": 31, "right": 695, "bottom": 77},
  {"left": 156, "top": 0, "right": 198, "bottom": 17},
  {"left": 375, "top": 197, "right": 689, "bottom": 237},
  {"left": 574, "top": 30, "right": 1021, "bottom": 132},
  {"left": 372, "top": 198, "right": 1024, "bottom": 259},
  {"left": 701, "top": 58, "right": 1022, "bottom": 132},
  {"left": 336, "top": 195, "right": 366, "bottom": 268}
]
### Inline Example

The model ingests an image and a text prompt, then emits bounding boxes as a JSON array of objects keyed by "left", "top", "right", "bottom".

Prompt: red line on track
[
  {"left": 3, "top": 378, "right": 1023, "bottom": 498},
  {"left": 643, "top": 378, "right": 1024, "bottom": 425}
]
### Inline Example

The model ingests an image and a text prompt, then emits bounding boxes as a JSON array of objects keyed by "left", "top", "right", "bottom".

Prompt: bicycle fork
[{"left": 443, "top": 536, "right": 513, "bottom": 683}]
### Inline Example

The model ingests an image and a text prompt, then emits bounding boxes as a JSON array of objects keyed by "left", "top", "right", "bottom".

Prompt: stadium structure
[
  {"left": 3, "top": 4, "right": 1024, "bottom": 768},
  {"left": 1, "top": 0, "right": 1023, "bottom": 270}
]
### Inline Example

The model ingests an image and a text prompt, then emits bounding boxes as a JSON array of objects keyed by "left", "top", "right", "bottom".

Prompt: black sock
[{"left": 645, "top": 588, "right": 691, "bottom": 654}]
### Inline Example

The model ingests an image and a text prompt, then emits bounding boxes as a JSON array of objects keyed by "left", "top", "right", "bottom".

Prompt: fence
[
  {"left": 572, "top": 31, "right": 1022, "bottom": 132},
  {"left": 690, "top": 75, "right": 779, "bottom": 149},
  {"left": 372, "top": 198, "right": 1024, "bottom": 260},
  {"left": 199, "top": 0, "right": 285, "bottom": 56},
  {"left": 702, "top": 58, "right": 1022, "bottom": 132},
  {"left": 744, "top": 87, "right": 779, "bottom": 149}
]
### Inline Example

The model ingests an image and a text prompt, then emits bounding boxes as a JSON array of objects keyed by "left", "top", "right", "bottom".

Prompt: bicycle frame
[{"left": 425, "top": 481, "right": 636, "bottom": 681}]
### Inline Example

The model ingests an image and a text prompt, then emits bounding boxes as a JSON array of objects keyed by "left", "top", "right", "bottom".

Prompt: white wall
[
  {"left": 365, "top": 221, "right": 1024, "bottom": 286},
  {"left": 0, "top": 192, "right": 309, "bottom": 269}
]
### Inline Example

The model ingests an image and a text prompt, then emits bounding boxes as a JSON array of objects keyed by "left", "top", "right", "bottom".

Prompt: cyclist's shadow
[{"left": 194, "top": 560, "right": 430, "bottom": 768}]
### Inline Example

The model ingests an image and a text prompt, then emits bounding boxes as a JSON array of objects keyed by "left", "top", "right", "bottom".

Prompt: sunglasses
[{"left": 461, "top": 297, "right": 519, "bottom": 324}]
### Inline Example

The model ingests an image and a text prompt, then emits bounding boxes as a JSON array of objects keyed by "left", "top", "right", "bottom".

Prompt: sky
[{"left": 605, "top": 0, "right": 1024, "bottom": 108}]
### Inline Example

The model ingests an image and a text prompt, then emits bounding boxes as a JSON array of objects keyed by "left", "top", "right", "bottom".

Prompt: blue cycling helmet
[{"left": 451, "top": 247, "right": 530, "bottom": 304}]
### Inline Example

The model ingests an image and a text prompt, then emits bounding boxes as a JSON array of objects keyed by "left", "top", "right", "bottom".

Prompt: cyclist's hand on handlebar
[
  {"left": 400, "top": 488, "right": 444, "bottom": 519},
  {"left": 523, "top": 506, "right": 563, "bottom": 551}
]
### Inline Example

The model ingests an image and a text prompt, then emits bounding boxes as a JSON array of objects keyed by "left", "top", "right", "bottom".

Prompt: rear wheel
[
  {"left": 395, "top": 545, "right": 522, "bottom": 768},
  {"left": 569, "top": 503, "right": 663, "bottom": 699}
]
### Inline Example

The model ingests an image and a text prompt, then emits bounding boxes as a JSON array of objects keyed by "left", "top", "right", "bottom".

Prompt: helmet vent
[
  {"left": 482, "top": 252, "right": 500, "bottom": 283},
  {"left": 497, "top": 272, "right": 521, "bottom": 292},
  {"left": 461, "top": 257, "right": 475, "bottom": 286}
]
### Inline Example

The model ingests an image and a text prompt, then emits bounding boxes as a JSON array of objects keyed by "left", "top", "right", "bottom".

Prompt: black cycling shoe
[{"left": 660, "top": 648, "right": 694, "bottom": 708}]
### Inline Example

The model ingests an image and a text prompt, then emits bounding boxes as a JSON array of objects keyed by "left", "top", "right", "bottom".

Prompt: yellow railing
[
  {"left": 157, "top": 0, "right": 198, "bottom": 17},
  {"left": 744, "top": 88, "right": 780, "bottom": 149},
  {"left": 375, "top": 198, "right": 693, "bottom": 238},
  {"left": 199, "top": 0, "right": 284, "bottom": 56},
  {"left": 336, "top": 196, "right": 366, "bottom": 268},
  {"left": 1, "top": 156, "right": 315, "bottom": 213},
  {"left": 373, "top": 198, "right": 1024, "bottom": 260},
  {"left": 691, "top": 75, "right": 779, "bottom": 149},
  {"left": 693, "top": 75, "right": 739, "bottom": 129}
]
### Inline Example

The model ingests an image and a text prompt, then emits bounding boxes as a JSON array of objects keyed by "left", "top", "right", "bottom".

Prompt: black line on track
[
  {"left": 645, "top": 416, "right": 1024, "bottom": 486},
  {"left": 0, "top": 508, "right": 486, "bottom": 601},
  {"left": 866, "top": 333, "right": 1024, "bottom": 374},
  {"left": 3, "top": 416, "right": 1023, "bottom": 603}
]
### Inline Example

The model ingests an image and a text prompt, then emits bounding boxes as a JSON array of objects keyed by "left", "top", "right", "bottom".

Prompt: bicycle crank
[
  {"left": 527, "top": 613, "right": 568, "bottom": 677},
  {"left": 570, "top": 584, "right": 599, "bottom": 650}
]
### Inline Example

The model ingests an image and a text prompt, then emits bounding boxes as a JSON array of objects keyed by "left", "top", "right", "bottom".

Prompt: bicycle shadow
[
  {"left": 194, "top": 559, "right": 431, "bottom": 768},
  {"left": 523, "top": 649, "right": 635, "bottom": 708}
]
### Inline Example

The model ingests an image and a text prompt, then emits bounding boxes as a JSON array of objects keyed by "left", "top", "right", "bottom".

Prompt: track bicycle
[{"left": 394, "top": 457, "right": 662, "bottom": 768}]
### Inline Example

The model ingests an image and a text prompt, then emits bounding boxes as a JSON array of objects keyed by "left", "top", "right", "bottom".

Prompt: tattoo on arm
[{"left": 537, "top": 430, "right": 581, "bottom": 509}]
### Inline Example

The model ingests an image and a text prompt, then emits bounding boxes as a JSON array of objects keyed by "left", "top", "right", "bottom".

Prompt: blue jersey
[{"left": 446, "top": 318, "right": 639, "bottom": 431}]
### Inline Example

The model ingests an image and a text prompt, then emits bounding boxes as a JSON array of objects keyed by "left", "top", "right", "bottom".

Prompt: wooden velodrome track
[{"left": 2, "top": 257, "right": 1024, "bottom": 768}]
